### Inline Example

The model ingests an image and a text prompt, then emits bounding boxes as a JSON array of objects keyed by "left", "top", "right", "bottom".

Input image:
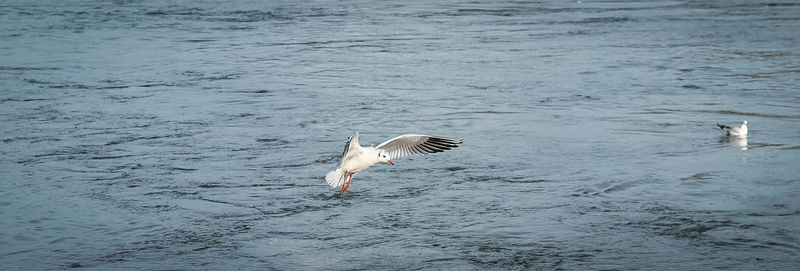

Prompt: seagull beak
[{"left": 387, "top": 160, "right": 394, "bottom": 165}]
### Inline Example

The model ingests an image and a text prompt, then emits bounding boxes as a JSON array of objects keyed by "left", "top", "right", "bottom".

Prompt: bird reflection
[{"left": 720, "top": 136, "right": 748, "bottom": 150}]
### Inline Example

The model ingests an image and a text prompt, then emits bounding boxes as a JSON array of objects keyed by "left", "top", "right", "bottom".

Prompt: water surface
[{"left": 1, "top": 0, "right": 799, "bottom": 270}]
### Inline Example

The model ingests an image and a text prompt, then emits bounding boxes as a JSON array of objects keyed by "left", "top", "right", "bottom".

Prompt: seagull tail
[
  {"left": 717, "top": 124, "right": 730, "bottom": 131},
  {"left": 325, "top": 167, "right": 346, "bottom": 188}
]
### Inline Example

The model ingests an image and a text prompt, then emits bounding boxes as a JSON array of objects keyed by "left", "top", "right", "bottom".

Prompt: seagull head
[
  {"left": 377, "top": 149, "right": 394, "bottom": 165},
  {"left": 742, "top": 120, "right": 748, "bottom": 126}
]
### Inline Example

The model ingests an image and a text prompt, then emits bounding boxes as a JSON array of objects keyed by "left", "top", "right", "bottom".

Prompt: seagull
[
  {"left": 717, "top": 120, "right": 748, "bottom": 137},
  {"left": 325, "top": 131, "right": 462, "bottom": 194}
]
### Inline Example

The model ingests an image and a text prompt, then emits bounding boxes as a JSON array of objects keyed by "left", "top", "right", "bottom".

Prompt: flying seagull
[
  {"left": 717, "top": 120, "right": 748, "bottom": 137},
  {"left": 325, "top": 131, "right": 462, "bottom": 194}
]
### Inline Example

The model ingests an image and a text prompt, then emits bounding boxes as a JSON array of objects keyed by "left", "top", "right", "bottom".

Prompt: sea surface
[{"left": 1, "top": 0, "right": 799, "bottom": 270}]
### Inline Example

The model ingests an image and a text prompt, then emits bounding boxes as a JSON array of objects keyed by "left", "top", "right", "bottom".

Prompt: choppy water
[{"left": 2, "top": 0, "right": 799, "bottom": 270}]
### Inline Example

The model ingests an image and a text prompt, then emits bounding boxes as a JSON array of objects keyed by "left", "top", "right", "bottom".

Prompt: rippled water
[{"left": 2, "top": 0, "right": 799, "bottom": 270}]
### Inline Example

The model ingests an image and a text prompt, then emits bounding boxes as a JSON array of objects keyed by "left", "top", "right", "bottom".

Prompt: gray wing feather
[
  {"left": 340, "top": 131, "right": 360, "bottom": 160},
  {"left": 376, "top": 134, "right": 462, "bottom": 159},
  {"left": 340, "top": 137, "right": 351, "bottom": 160}
]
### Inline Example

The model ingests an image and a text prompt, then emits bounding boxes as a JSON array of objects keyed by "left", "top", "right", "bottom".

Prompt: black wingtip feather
[
  {"left": 416, "top": 136, "right": 461, "bottom": 154},
  {"left": 428, "top": 137, "right": 462, "bottom": 146}
]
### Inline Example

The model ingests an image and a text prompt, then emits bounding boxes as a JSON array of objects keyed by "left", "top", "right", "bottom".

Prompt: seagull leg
[
  {"left": 339, "top": 172, "right": 350, "bottom": 194},
  {"left": 342, "top": 173, "right": 354, "bottom": 194}
]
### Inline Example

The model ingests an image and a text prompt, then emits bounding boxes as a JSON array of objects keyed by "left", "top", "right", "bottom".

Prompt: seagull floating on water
[
  {"left": 326, "top": 131, "right": 462, "bottom": 194},
  {"left": 717, "top": 120, "right": 748, "bottom": 137}
]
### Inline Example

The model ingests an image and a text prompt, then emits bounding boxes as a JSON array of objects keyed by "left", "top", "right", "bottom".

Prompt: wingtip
[
  {"left": 429, "top": 136, "right": 463, "bottom": 145},
  {"left": 425, "top": 137, "right": 462, "bottom": 151}
]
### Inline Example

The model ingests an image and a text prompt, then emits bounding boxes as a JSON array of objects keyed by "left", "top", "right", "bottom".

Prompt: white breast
[{"left": 341, "top": 147, "right": 380, "bottom": 172}]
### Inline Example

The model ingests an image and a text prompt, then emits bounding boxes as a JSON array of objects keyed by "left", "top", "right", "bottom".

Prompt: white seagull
[
  {"left": 717, "top": 120, "right": 748, "bottom": 137},
  {"left": 325, "top": 131, "right": 462, "bottom": 194}
]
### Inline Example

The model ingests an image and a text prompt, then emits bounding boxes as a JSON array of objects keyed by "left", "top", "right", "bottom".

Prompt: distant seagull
[
  {"left": 326, "top": 131, "right": 462, "bottom": 194},
  {"left": 717, "top": 120, "right": 748, "bottom": 137}
]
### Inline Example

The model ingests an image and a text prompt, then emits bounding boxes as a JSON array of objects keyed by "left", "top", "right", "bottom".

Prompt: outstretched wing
[
  {"left": 376, "top": 134, "right": 462, "bottom": 159},
  {"left": 341, "top": 131, "right": 361, "bottom": 160}
]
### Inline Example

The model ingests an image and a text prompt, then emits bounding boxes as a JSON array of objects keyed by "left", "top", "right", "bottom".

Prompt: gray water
[{"left": 1, "top": 0, "right": 799, "bottom": 270}]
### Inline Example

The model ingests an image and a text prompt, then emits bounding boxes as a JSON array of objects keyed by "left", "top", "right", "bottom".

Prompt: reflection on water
[
  {"left": 721, "top": 136, "right": 749, "bottom": 151},
  {"left": 733, "top": 136, "right": 748, "bottom": 151}
]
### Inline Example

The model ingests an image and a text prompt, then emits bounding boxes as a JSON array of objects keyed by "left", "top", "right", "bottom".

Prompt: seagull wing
[
  {"left": 376, "top": 134, "right": 462, "bottom": 159},
  {"left": 341, "top": 131, "right": 361, "bottom": 160}
]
